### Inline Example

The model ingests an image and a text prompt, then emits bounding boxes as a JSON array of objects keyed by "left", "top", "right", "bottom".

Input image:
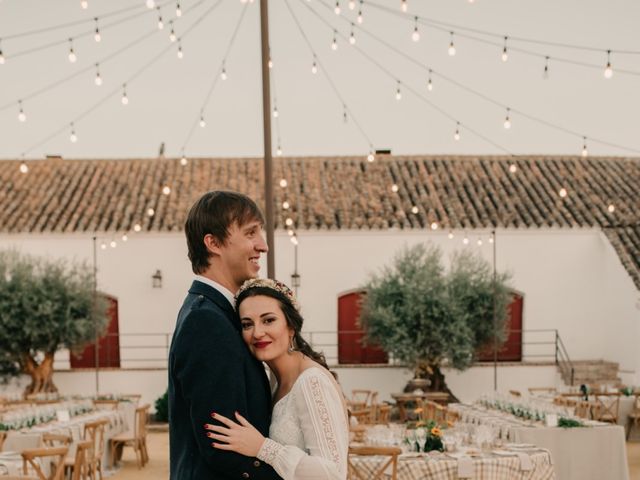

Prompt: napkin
[
  {"left": 457, "top": 456, "right": 474, "bottom": 478},
  {"left": 517, "top": 452, "right": 533, "bottom": 471}
]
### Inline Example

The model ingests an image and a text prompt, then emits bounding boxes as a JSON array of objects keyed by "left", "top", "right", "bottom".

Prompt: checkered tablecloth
[{"left": 349, "top": 449, "right": 555, "bottom": 480}]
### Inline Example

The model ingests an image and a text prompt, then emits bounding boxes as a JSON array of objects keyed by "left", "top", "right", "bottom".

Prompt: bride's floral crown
[{"left": 236, "top": 278, "right": 300, "bottom": 312}]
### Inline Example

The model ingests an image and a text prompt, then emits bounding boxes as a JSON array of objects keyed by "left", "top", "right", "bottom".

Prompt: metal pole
[
  {"left": 492, "top": 229, "right": 498, "bottom": 391},
  {"left": 92, "top": 236, "right": 100, "bottom": 395},
  {"left": 260, "top": 0, "right": 275, "bottom": 279}
]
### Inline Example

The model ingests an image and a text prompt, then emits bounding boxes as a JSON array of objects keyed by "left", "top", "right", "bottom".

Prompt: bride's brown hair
[{"left": 235, "top": 281, "right": 331, "bottom": 372}]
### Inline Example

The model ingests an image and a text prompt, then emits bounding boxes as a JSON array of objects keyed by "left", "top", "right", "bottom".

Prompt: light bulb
[
  {"left": 70, "top": 131, "right": 78, "bottom": 143},
  {"left": 285, "top": 218, "right": 293, "bottom": 226},
  {"left": 94, "top": 30, "right": 101, "bottom": 42},
  {"left": 122, "top": 234, "right": 128, "bottom": 242},
  {"left": 463, "top": 236, "right": 469, "bottom": 245},
  {"left": 559, "top": 188, "right": 567, "bottom": 198},
  {"left": 276, "top": 146, "right": 283, "bottom": 156},
  {"left": 448, "top": 42, "right": 456, "bottom": 56},
  {"left": 147, "top": 207, "right": 155, "bottom": 216},
  {"left": 19, "top": 162, "right": 29, "bottom": 174},
  {"left": 607, "top": 204, "right": 615, "bottom": 213},
  {"left": 94, "top": 70, "right": 102, "bottom": 86},
  {"left": 180, "top": 156, "right": 188, "bottom": 166},
  {"left": 81, "top": 0, "right": 88, "bottom": 8},
  {"left": 454, "top": 129, "right": 460, "bottom": 141},
  {"left": 268, "top": 57, "right": 273, "bottom": 68},
  {"left": 489, "top": 236, "right": 494, "bottom": 244},
  {"left": 176, "top": 2, "right": 182, "bottom": 16},
  {"left": 391, "top": 184, "right": 399, "bottom": 193},
  {"left": 101, "top": 242, "right": 107, "bottom": 250},
  {"left": 543, "top": 57, "right": 550, "bottom": 79},
  {"left": 581, "top": 145, "right": 588, "bottom": 157},
  {"left": 395, "top": 86, "right": 402, "bottom": 100},
  {"left": 411, "top": 206, "right": 418, "bottom": 214},
  {"left": 146, "top": 0, "right": 155, "bottom": 8},
  {"left": 503, "top": 109, "right": 511, "bottom": 129},
  {"left": 412, "top": 29, "right": 420, "bottom": 42},
  {"left": 121, "top": 93, "right": 128, "bottom": 105},
  {"left": 162, "top": 186, "right": 171, "bottom": 195},
  {"left": 350, "top": 33, "right": 356, "bottom": 45},
  {"left": 283, "top": 201, "right": 290, "bottom": 209},
  {"left": 177, "top": 45, "right": 184, "bottom": 59},
  {"left": 334, "top": 1, "right": 340, "bottom": 14},
  {"left": 509, "top": 163, "right": 517, "bottom": 173},
  {"left": 367, "top": 152, "right": 375, "bottom": 162},
  {"left": 427, "top": 78, "right": 433, "bottom": 91},
  {"left": 280, "top": 179, "right": 288, "bottom": 188},
  {"left": 287, "top": 229, "right": 294, "bottom": 236},
  {"left": 430, "top": 222, "right": 438, "bottom": 230},
  {"left": 357, "top": 10, "right": 363, "bottom": 23},
  {"left": 311, "top": 61, "right": 318, "bottom": 74},
  {"left": 604, "top": 63, "right": 613, "bottom": 79},
  {"left": 273, "top": 107, "right": 279, "bottom": 118},
  {"left": 448, "top": 231, "right": 454, "bottom": 239},
  {"left": 0, "top": 51, "right": 4, "bottom": 65},
  {"left": 221, "top": 68, "right": 227, "bottom": 80},
  {"left": 68, "top": 47, "right": 77, "bottom": 63},
  {"left": 169, "top": 30, "right": 176, "bottom": 42},
  {"left": 331, "top": 38, "right": 338, "bottom": 51},
  {"left": 501, "top": 48, "right": 508, "bottom": 62},
  {"left": 348, "top": 0, "right": 356, "bottom": 9},
  {"left": 17, "top": 102, "right": 26, "bottom": 122},
  {"left": 158, "top": 19, "right": 164, "bottom": 30},
  {"left": 133, "top": 223, "right": 142, "bottom": 232},
  {"left": 110, "top": 240, "right": 117, "bottom": 248},
  {"left": 199, "top": 116, "right": 206, "bottom": 128},
  {"left": 401, "top": 0, "right": 407, "bottom": 12},
  {"left": 477, "top": 238, "right": 483, "bottom": 246},
  {"left": 291, "top": 236, "right": 298, "bottom": 246}
]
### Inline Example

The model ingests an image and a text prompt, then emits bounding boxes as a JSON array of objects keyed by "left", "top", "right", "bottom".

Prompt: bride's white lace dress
[{"left": 256, "top": 367, "right": 349, "bottom": 480}]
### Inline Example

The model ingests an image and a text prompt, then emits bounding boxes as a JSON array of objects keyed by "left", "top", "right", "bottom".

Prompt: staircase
[{"left": 558, "top": 360, "right": 620, "bottom": 386}]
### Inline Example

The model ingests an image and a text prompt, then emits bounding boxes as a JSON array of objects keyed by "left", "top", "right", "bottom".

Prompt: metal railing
[{"left": 54, "top": 329, "right": 574, "bottom": 376}]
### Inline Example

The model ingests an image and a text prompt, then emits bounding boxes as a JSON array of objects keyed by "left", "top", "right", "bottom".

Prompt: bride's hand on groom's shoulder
[{"left": 205, "top": 411, "right": 266, "bottom": 457}]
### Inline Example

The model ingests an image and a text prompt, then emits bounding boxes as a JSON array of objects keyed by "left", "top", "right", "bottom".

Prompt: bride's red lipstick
[{"left": 254, "top": 341, "right": 271, "bottom": 349}]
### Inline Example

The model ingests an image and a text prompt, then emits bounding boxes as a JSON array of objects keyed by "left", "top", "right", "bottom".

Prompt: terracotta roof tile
[{"left": 0, "top": 154, "right": 638, "bottom": 287}]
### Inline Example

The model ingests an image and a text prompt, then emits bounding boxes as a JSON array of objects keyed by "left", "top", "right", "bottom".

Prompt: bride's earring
[{"left": 287, "top": 336, "right": 295, "bottom": 354}]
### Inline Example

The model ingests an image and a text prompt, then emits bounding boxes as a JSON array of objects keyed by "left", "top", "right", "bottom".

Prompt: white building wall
[{"left": 0, "top": 227, "right": 638, "bottom": 401}]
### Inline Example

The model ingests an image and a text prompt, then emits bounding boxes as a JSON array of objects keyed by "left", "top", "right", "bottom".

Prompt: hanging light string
[
  {"left": 302, "top": 0, "right": 514, "bottom": 156},
  {"left": 284, "top": 0, "right": 375, "bottom": 154},
  {"left": 314, "top": 0, "right": 640, "bottom": 156},
  {"left": 270, "top": 59, "right": 284, "bottom": 156},
  {"left": 179, "top": 2, "right": 249, "bottom": 156},
  {"left": 2, "top": 0, "right": 176, "bottom": 62},
  {"left": 363, "top": 0, "right": 640, "bottom": 77},
  {"left": 19, "top": 0, "right": 222, "bottom": 158}
]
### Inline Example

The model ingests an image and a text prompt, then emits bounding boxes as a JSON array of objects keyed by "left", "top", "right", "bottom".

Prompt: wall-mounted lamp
[{"left": 152, "top": 269, "right": 163, "bottom": 288}]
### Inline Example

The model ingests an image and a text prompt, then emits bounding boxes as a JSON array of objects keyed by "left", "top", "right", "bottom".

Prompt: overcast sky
[{"left": 1, "top": 0, "right": 639, "bottom": 160}]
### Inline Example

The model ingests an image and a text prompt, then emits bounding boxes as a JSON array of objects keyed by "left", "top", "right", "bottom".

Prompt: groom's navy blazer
[{"left": 169, "top": 280, "right": 281, "bottom": 480}]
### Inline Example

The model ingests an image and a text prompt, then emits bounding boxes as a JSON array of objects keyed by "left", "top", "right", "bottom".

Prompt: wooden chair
[
  {"left": 350, "top": 390, "right": 373, "bottom": 410},
  {"left": 92, "top": 399, "right": 119, "bottom": 411},
  {"left": 42, "top": 433, "right": 72, "bottom": 448},
  {"left": 350, "top": 408, "right": 374, "bottom": 425},
  {"left": 626, "top": 396, "right": 640, "bottom": 440},
  {"left": 348, "top": 446, "right": 401, "bottom": 480},
  {"left": 528, "top": 387, "right": 557, "bottom": 395},
  {"left": 0, "top": 431, "right": 6, "bottom": 450},
  {"left": 21, "top": 446, "right": 68, "bottom": 480},
  {"left": 118, "top": 394, "right": 141, "bottom": 404},
  {"left": 593, "top": 394, "right": 620, "bottom": 423},
  {"left": 445, "top": 408, "right": 460, "bottom": 425},
  {"left": 575, "top": 400, "right": 596, "bottom": 419},
  {"left": 110, "top": 404, "right": 149, "bottom": 468},
  {"left": 83, "top": 418, "right": 109, "bottom": 480},
  {"left": 375, "top": 404, "right": 391, "bottom": 424},
  {"left": 66, "top": 440, "right": 92, "bottom": 480},
  {"left": 509, "top": 390, "right": 522, "bottom": 397}
]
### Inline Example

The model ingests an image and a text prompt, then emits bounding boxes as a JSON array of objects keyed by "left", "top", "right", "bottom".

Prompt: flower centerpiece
[{"left": 405, "top": 420, "right": 444, "bottom": 452}]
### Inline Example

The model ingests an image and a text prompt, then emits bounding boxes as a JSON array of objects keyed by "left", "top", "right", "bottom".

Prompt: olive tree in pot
[
  {"left": 0, "top": 250, "right": 109, "bottom": 395},
  {"left": 360, "top": 243, "right": 512, "bottom": 401}
]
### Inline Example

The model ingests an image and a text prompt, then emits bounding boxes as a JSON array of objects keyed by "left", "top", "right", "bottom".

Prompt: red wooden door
[
  {"left": 337, "top": 290, "right": 388, "bottom": 364},
  {"left": 477, "top": 292, "right": 523, "bottom": 362},
  {"left": 70, "top": 295, "right": 120, "bottom": 368}
]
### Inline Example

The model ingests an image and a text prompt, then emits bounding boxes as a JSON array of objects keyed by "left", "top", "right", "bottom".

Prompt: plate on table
[
  {"left": 492, "top": 449, "right": 517, "bottom": 456},
  {"left": 506, "top": 443, "right": 535, "bottom": 450}
]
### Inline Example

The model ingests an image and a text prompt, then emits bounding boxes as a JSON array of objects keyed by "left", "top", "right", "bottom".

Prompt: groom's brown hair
[{"left": 185, "top": 191, "right": 264, "bottom": 274}]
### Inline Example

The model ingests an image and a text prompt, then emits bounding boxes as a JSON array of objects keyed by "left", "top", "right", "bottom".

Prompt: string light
[
  {"left": 448, "top": 231, "right": 454, "bottom": 239},
  {"left": 133, "top": 223, "right": 142, "bottom": 232},
  {"left": 162, "top": 185, "right": 171, "bottom": 195},
  {"left": 400, "top": 0, "right": 407, "bottom": 12},
  {"left": 146, "top": 0, "right": 155, "bottom": 9},
  {"left": 543, "top": 56, "right": 549, "bottom": 79},
  {"left": 311, "top": 57, "right": 318, "bottom": 74},
  {"left": 68, "top": 38, "right": 77, "bottom": 63},
  {"left": 180, "top": 155, "right": 188, "bottom": 166},
  {"left": 268, "top": 54, "right": 273, "bottom": 69},
  {"left": 283, "top": 201, "right": 290, "bottom": 209},
  {"left": 334, "top": 1, "right": 340, "bottom": 15},
  {"left": 453, "top": 122, "right": 460, "bottom": 140},
  {"left": 509, "top": 163, "right": 517, "bottom": 173},
  {"left": 558, "top": 187, "right": 568, "bottom": 198},
  {"left": 175, "top": 1, "right": 182, "bottom": 17},
  {"left": 463, "top": 236, "right": 469, "bottom": 245},
  {"left": 121, "top": 84, "right": 129, "bottom": 105},
  {"left": 291, "top": 235, "right": 299, "bottom": 246},
  {"left": 357, "top": 7, "right": 363, "bottom": 24},
  {"left": 287, "top": 229, "right": 294, "bottom": 236},
  {"left": 110, "top": 240, "right": 117, "bottom": 248},
  {"left": 489, "top": 235, "right": 494, "bottom": 244},
  {"left": 169, "top": 22, "right": 177, "bottom": 42},
  {"left": 199, "top": 113, "right": 206, "bottom": 127},
  {"left": 607, "top": 204, "right": 615, "bottom": 213},
  {"left": 157, "top": 7, "right": 164, "bottom": 30},
  {"left": 581, "top": 137, "right": 588, "bottom": 157},
  {"left": 348, "top": 0, "right": 356, "bottom": 10},
  {"left": 430, "top": 222, "right": 438, "bottom": 230},
  {"left": 221, "top": 62, "right": 227, "bottom": 80},
  {"left": 279, "top": 178, "right": 288, "bottom": 188},
  {"left": 343, "top": 104, "right": 348, "bottom": 123},
  {"left": 101, "top": 242, "right": 107, "bottom": 250},
  {"left": 349, "top": 24, "right": 356, "bottom": 45},
  {"left": 19, "top": 162, "right": 29, "bottom": 174},
  {"left": 147, "top": 207, "right": 155, "bottom": 216},
  {"left": 503, "top": 108, "right": 511, "bottom": 129},
  {"left": 69, "top": 123, "right": 78, "bottom": 143},
  {"left": 122, "top": 234, "right": 129, "bottom": 242},
  {"left": 411, "top": 206, "right": 418, "bottom": 214},
  {"left": 94, "top": 64, "right": 102, "bottom": 86},
  {"left": 94, "top": 18, "right": 101, "bottom": 42},
  {"left": 477, "top": 238, "right": 483, "bottom": 246},
  {"left": 81, "top": 0, "right": 88, "bottom": 9},
  {"left": 395, "top": 80, "right": 402, "bottom": 100},
  {"left": 285, "top": 217, "right": 294, "bottom": 226},
  {"left": 177, "top": 41, "right": 184, "bottom": 59},
  {"left": 391, "top": 184, "right": 399, "bottom": 192},
  {"left": 276, "top": 144, "right": 283, "bottom": 156},
  {"left": 501, "top": 36, "right": 508, "bottom": 62},
  {"left": 411, "top": 17, "right": 420, "bottom": 42},
  {"left": 273, "top": 106, "right": 279, "bottom": 118},
  {"left": 604, "top": 50, "right": 613, "bottom": 79},
  {"left": 331, "top": 30, "right": 338, "bottom": 50},
  {"left": 427, "top": 69, "right": 433, "bottom": 91},
  {"left": 448, "top": 32, "right": 456, "bottom": 56},
  {"left": 367, "top": 151, "right": 375, "bottom": 162},
  {"left": 17, "top": 100, "right": 26, "bottom": 122}
]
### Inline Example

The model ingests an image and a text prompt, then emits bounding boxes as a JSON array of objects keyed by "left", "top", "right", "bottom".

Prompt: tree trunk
[
  {"left": 427, "top": 364, "right": 459, "bottom": 402},
  {"left": 22, "top": 352, "right": 58, "bottom": 396}
]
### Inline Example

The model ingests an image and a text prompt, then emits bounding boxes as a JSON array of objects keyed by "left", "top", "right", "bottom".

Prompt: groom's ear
[{"left": 203, "top": 234, "right": 223, "bottom": 256}]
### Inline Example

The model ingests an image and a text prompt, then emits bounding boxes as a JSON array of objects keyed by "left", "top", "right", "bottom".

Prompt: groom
[{"left": 169, "top": 191, "right": 281, "bottom": 480}]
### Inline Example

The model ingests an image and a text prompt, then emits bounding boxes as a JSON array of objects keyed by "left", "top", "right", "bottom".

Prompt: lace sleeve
[{"left": 256, "top": 369, "right": 349, "bottom": 480}]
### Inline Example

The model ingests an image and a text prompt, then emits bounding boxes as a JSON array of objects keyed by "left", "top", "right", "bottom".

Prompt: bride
[{"left": 204, "top": 278, "right": 349, "bottom": 479}]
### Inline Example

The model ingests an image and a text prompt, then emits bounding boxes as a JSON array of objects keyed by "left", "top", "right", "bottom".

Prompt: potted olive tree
[{"left": 360, "top": 243, "right": 512, "bottom": 401}]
